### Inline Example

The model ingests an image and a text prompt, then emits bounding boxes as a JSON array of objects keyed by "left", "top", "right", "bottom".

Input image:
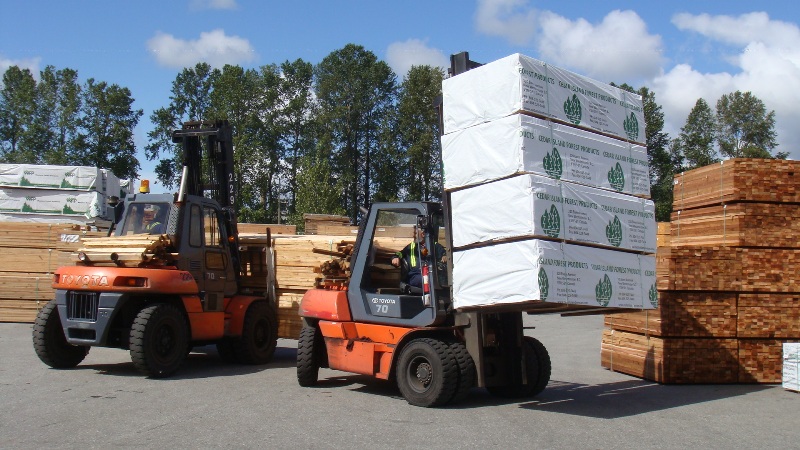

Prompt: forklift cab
[{"left": 348, "top": 202, "right": 451, "bottom": 328}]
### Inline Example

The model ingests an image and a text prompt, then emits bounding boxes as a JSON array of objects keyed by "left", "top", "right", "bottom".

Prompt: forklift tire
[
  {"left": 486, "top": 336, "right": 550, "bottom": 398},
  {"left": 232, "top": 301, "right": 278, "bottom": 365},
  {"left": 448, "top": 340, "right": 476, "bottom": 404},
  {"left": 32, "top": 300, "right": 89, "bottom": 369},
  {"left": 129, "top": 303, "right": 189, "bottom": 378},
  {"left": 526, "top": 336, "right": 551, "bottom": 396},
  {"left": 296, "top": 324, "right": 324, "bottom": 386},
  {"left": 396, "top": 338, "right": 459, "bottom": 407}
]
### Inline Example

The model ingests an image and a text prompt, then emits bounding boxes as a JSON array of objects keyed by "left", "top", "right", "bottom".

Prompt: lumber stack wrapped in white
[
  {"left": 785, "top": 343, "right": 800, "bottom": 392},
  {"left": 450, "top": 174, "right": 656, "bottom": 253},
  {"left": 441, "top": 53, "right": 645, "bottom": 144},
  {"left": 0, "top": 189, "right": 103, "bottom": 218},
  {"left": 452, "top": 239, "right": 657, "bottom": 310},
  {"left": 442, "top": 114, "right": 650, "bottom": 196}
]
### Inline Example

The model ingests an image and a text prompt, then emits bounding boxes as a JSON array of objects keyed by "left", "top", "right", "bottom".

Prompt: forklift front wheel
[
  {"left": 296, "top": 324, "right": 324, "bottom": 386},
  {"left": 129, "top": 303, "right": 189, "bottom": 378},
  {"left": 32, "top": 300, "right": 89, "bottom": 369},
  {"left": 396, "top": 338, "right": 459, "bottom": 407}
]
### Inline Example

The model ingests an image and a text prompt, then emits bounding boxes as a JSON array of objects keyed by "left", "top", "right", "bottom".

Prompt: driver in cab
[{"left": 391, "top": 227, "right": 447, "bottom": 289}]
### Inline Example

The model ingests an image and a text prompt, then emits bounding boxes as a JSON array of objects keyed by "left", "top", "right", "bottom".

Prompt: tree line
[{"left": 0, "top": 43, "right": 785, "bottom": 226}]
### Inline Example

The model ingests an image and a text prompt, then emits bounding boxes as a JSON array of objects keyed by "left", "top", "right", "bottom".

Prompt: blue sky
[{"left": 2, "top": 0, "right": 799, "bottom": 190}]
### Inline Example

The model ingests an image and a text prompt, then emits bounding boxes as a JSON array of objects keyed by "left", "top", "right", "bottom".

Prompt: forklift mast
[{"left": 171, "top": 120, "right": 241, "bottom": 275}]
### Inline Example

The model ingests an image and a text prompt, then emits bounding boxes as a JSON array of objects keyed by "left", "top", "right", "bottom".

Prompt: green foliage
[
  {"left": 676, "top": 98, "right": 718, "bottom": 170},
  {"left": 715, "top": 91, "right": 783, "bottom": 159},
  {"left": 540, "top": 204, "right": 561, "bottom": 238},
  {"left": 314, "top": 44, "right": 398, "bottom": 222},
  {"left": 290, "top": 153, "right": 346, "bottom": 231},
  {"left": 595, "top": 274, "right": 613, "bottom": 307},
  {"left": 0, "top": 66, "right": 37, "bottom": 162},
  {"left": 543, "top": 148, "right": 562, "bottom": 179},
  {"left": 397, "top": 65, "right": 444, "bottom": 202}
]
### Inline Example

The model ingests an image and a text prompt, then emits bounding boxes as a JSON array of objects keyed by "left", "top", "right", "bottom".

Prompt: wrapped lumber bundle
[
  {"left": 605, "top": 159, "right": 800, "bottom": 383},
  {"left": 601, "top": 329, "right": 740, "bottom": 383},
  {"left": 784, "top": 343, "right": 800, "bottom": 392},
  {"left": 303, "top": 214, "right": 351, "bottom": 235},
  {"left": 0, "top": 222, "right": 104, "bottom": 322},
  {"left": 443, "top": 53, "right": 655, "bottom": 312},
  {"left": 441, "top": 53, "right": 646, "bottom": 144}
]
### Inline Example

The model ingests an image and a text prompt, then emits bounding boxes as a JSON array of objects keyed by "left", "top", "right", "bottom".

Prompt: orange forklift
[
  {"left": 297, "top": 52, "right": 554, "bottom": 407},
  {"left": 32, "top": 121, "right": 278, "bottom": 377}
]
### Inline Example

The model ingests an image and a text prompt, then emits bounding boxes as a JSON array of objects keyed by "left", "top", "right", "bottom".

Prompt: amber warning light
[{"left": 139, "top": 180, "right": 150, "bottom": 193}]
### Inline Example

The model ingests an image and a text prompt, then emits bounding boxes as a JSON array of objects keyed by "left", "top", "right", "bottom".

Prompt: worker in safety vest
[{"left": 391, "top": 227, "right": 446, "bottom": 289}]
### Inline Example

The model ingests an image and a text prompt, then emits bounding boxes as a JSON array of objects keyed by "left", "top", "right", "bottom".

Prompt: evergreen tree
[
  {"left": 397, "top": 65, "right": 444, "bottom": 202},
  {"left": 0, "top": 66, "right": 37, "bottom": 162},
  {"left": 677, "top": 98, "right": 718, "bottom": 170},
  {"left": 715, "top": 91, "right": 784, "bottom": 159}
]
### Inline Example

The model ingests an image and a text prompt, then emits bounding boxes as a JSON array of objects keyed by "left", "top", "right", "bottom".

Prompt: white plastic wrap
[
  {"left": 785, "top": 343, "right": 800, "bottom": 392},
  {"left": 442, "top": 53, "right": 645, "bottom": 144},
  {"left": 0, "top": 187, "right": 103, "bottom": 218},
  {"left": 450, "top": 174, "right": 656, "bottom": 253},
  {"left": 0, "top": 164, "right": 101, "bottom": 191},
  {"left": 441, "top": 114, "right": 649, "bottom": 196},
  {"left": 451, "top": 238, "right": 657, "bottom": 310}
]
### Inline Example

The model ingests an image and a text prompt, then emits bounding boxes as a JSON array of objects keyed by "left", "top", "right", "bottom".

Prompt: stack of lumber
[
  {"left": 0, "top": 222, "right": 104, "bottom": 322},
  {"left": 75, "top": 234, "right": 177, "bottom": 266},
  {"left": 237, "top": 223, "right": 296, "bottom": 235},
  {"left": 604, "top": 159, "right": 800, "bottom": 383},
  {"left": 303, "top": 214, "right": 351, "bottom": 234}
]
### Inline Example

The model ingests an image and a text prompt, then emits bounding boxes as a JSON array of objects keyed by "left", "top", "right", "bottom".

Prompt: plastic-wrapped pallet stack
[
  {"left": 441, "top": 53, "right": 657, "bottom": 311},
  {"left": 785, "top": 343, "right": 800, "bottom": 392},
  {"left": 0, "top": 164, "right": 130, "bottom": 226}
]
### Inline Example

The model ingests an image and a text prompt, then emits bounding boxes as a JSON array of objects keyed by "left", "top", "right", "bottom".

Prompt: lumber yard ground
[{"left": 1, "top": 314, "right": 795, "bottom": 449}]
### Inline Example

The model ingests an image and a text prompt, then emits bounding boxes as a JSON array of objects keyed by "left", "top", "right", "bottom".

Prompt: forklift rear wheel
[
  {"left": 32, "top": 300, "right": 89, "bottom": 369},
  {"left": 448, "top": 340, "right": 476, "bottom": 404},
  {"left": 486, "top": 336, "right": 550, "bottom": 398},
  {"left": 396, "top": 338, "right": 459, "bottom": 407},
  {"left": 232, "top": 301, "right": 278, "bottom": 364},
  {"left": 296, "top": 324, "right": 324, "bottom": 386},
  {"left": 129, "top": 303, "right": 189, "bottom": 378}
]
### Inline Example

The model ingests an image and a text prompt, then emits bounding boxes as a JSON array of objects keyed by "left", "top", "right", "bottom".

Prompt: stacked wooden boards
[
  {"left": 302, "top": 214, "right": 351, "bottom": 235},
  {"left": 603, "top": 159, "right": 800, "bottom": 383},
  {"left": 0, "top": 222, "right": 104, "bottom": 322}
]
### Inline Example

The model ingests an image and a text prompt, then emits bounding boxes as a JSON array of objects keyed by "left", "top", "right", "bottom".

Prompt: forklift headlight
[{"left": 114, "top": 276, "right": 147, "bottom": 287}]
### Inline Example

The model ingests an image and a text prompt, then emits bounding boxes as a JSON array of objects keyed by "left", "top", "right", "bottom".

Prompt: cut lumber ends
[
  {"left": 672, "top": 158, "right": 800, "bottom": 211},
  {"left": 74, "top": 234, "right": 177, "bottom": 267},
  {"left": 670, "top": 203, "right": 800, "bottom": 248},
  {"left": 237, "top": 223, "right": 296, "bottom": 235}
]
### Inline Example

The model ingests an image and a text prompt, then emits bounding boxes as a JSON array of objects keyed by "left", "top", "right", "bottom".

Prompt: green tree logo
[
  {"left": 649, "top": 284, "right": 658, "bottom": 308},
  {"left": 623, "top": 112, "right": 639, "bottom": 141},
  {"left": 538, "top": 268, "right": 549, "bottom": 300},
  {"left": 564, "top": 94, "right": 582, "bottom": 124},
  {"left": 543, "top": 148, "right": 563, "bottom": 179},
  {"left": 595, "top": 274, "right": 613, "bottom": 307},
  {"left": 607, "top": 162, "right": 625, "bottom": 191},
  {"left": 540, "top": 204, "right": 561, "bottom": 238},
  {"left": 605, "top": 215, "right": 623, "bottom": 247}
]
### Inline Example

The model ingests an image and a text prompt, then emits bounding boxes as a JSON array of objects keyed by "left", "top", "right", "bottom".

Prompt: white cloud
[
  {"left": 385, "top": 39, "right": 449, "bottom": 78},
  {"left": 537, "top": 10, "right": 663, "bottom": 81},
  {"left": 655, "top": 12, "right": 800, "bottom": 159},
  {"left": 474, "top": 2, "right": 663, "bottom": 81},
  {"left": 0, "top": 56, "right": 41, "bottom": 80},
  {"left": 189, "top": 0, "right": 238, "bottom": 11},
  {"left": 474, "top": 0, "right": 538, "bottom": 45},
  {"left": 147, "top": 29, "right": 256, "bottom": 69}
]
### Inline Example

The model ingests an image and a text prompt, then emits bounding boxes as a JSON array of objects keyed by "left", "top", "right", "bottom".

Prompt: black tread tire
[
  {"left": 215, "top": 338, "right": 237, "bottom": 363},
  {"left": 526, "top": 336, "right": 551, "bottom": 396},
  {"left": 396, "top": 338, "right": 459, "bottom": 407},
  {"left": 486, "top": 336, "right": 550, "bottom": 398},
  {"left": 448, "top": 340, "right": 476, "bottom": 404},
  {"left": 231, "top": 301, "right": 278, "bottom": 365},
  {"left": 32, "top": 300, "right": 89, "bottom": 368},
  {"left": 129, "top": 303, "right": 189, "bottom": 378},
  {"left": 296, "top": 324, "right": 323, "bottom": 387}
]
